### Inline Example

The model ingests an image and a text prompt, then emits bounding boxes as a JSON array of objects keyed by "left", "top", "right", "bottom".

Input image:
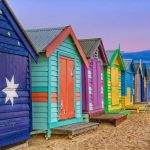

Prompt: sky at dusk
[{"left": 7, "top": 0, "right": 150, "bottom": 52}]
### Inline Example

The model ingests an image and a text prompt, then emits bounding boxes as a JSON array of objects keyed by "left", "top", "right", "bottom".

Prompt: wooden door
[
  {"left": 93, "top": 61, "right": 101, "bottom": 110},
  {"left": 67, "top": 59, "right": 75, "bottom": 118},
  {"left": 59, "top": 56, "right": 75, "bottom": 120}
]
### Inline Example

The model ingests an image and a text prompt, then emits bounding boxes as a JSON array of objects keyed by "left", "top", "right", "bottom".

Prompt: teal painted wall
[
  {"left": 31, "top": 36, "right": 83, "bottom": 133},
  {"left": 32, "top": 102, "right": 48, "bottom": 130},
  {"left": 31, "top": 54, "right": 48, "bottom": 130},
  {"left": 31, "top": 54, "right": 48, "bottom": 92}
]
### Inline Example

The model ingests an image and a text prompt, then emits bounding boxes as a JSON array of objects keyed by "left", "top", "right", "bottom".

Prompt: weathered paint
[
  {"left": 79, "top": 38, "right": 108, "bottom": 117},
  {"left": 0, "top": 0, "right": 38, "bottom": 147},
  {"left": 121, "top": 59, "right": 135, "bottom": 109},
  {"left": 30, "top": 29, "right": 87, "bottom": 137},
  {"left": 104, "top": 49, "right": 128, "bottom": 114}
]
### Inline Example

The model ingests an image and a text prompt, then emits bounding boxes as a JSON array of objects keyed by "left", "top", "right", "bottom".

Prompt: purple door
[{"left": 92, "top": 60, "right": 101, "bottom": 111}]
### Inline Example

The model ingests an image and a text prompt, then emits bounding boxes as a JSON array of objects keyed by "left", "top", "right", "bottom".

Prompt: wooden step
[
  {"left": 90, "top": 114, "right": 127, "bottom": 127},
  {"left": 125, "top": 104, "right": 149, "bottom": 112},
  {"left": 52, "top": 122, "right": 99, "bottom": 138},
  {"left": 139, "top": 107, "right": 149, "bottom": 112}
]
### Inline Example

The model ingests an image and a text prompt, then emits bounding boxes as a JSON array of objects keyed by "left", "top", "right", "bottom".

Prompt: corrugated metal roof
[
  {"left": 79, "top": 38, "right": 100, "bottom": 58},
  {"left": 105, "top": 50, "right": 115, "bottom": 62},
  {"left": 123, "top": 59, "right": 132, "bottom": 71},
  {"left": 26, "top": 27, "right": 65, "bottom": 52}
]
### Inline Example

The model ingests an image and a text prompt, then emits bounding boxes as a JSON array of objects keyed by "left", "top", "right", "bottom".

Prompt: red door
[{"left": 60, "top": 56, "right": 75, "bottom": 120}]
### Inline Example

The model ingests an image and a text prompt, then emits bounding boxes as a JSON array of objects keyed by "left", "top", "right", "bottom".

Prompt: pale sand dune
[{"left": 21, "top": 111, "right": 150, "bottom": 150}]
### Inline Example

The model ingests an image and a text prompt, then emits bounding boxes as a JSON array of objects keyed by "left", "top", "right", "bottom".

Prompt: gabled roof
[
  {"left": 123, "top": 59, "right": 135, "bottom": 73},
  {"left": 26, "top": 27, "right": 65, "bottom": 53},
  {"left": 133, "top": 62, "right": 143, "bottom": 77},
  {"left": 79, "top": 38, "right": 100, "bottom": 57},
  {"left": 1, "top": 0, "right": 38, "bottom": 62},
  {"left": 106, "top": 49, "right": 125, "bottom": 70},
  {"left": 79, "top": 38, "right": 109, "bottom": 65},
  {"left": 26, "top": 26, "right": 88, "bottom": 67}
]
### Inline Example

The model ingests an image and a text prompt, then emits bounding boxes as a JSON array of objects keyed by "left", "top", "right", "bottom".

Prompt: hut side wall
[
  {"left": 121, "top": 72, "right": 134, "bottom": 109},
  {"left": 141, "top": 77, "right": 145, "bottom": 102},
  {"left": 134, "top": 71, "right": 141, "bottom": 102},
  {"left": 82, "top": 63, "right": 89, "bottom": 114},
  {"left": 141, "top": 76, "right": 147, "bottom": 102},
  {"left": 0, "top": 53, "right": 31, "bottom": 147},
  {"left": 144, "top": 77, "right": 147, "bottom": 101},
  {"left": 31, "top": 54, "right": 48, "bottom": 130},
  {"left": 148, "top": 80, "right": 150, "bottom": 102},
  {"left": 0, "top": 3, "right": 33, "bottom": 146}
]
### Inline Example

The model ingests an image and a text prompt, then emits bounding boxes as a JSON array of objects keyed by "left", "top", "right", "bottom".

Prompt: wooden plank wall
[{"left": 31, "top": 54, "right": 48, "bottom": 130}]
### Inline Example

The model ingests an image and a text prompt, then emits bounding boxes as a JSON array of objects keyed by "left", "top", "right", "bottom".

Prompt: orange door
[
  {"left": 60, "top": 56, "right": 68, "bottom": 120},
  {"left": 67, "top": 59, "right": 75, "bottom": 118},
  {"left": 59, "top": 56, "right": 75, "bottom": 120}
]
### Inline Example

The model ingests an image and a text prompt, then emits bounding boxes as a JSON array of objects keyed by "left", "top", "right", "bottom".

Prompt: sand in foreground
[{"left": 22, "top": 111, "right": 150, "bottom": 150}]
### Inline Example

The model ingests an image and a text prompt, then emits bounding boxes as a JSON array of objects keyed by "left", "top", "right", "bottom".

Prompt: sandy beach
[{"left": 22, "top": 111, "right": 150, "bottom": 150}]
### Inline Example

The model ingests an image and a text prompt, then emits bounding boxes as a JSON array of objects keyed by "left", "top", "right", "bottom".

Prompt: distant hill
[{"left": 122, "top": 50, "right": 150, "bottom": 61}]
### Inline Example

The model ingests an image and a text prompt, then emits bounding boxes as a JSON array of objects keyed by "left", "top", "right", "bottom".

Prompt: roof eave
[
  {"left": 110, "top": 49, "right": 126, "bottom": 70},
  {"left": 3, "top": 0, "right": 39, "bottom": 62},
  {"left": 99, "top": 40, "right": 109, "bottom": 66},
  {"left": 45, "top": 26, "right": 89, "bottom": 67}
]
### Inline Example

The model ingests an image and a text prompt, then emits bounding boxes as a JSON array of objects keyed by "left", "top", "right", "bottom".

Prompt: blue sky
[{"left": 7, "top": 0, "right": 150, "bottom": 52}]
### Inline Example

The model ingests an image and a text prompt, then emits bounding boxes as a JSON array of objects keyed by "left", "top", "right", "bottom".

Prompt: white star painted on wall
[{"left": 2, "top": 76, "right": 19, "bottom": 106}]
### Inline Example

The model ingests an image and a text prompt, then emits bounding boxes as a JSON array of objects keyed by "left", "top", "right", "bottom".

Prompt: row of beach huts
[{"left": 0, "top": 0, "right": 150, "bottom": 148}]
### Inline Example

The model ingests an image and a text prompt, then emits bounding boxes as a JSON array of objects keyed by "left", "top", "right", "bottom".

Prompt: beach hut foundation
[{"left": 52, "top": 122, "right": 99, "bottom": 138}]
